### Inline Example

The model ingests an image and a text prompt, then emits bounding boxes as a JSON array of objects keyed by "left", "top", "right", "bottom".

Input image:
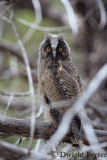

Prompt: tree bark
[{"left": 0, "top": 115, "right": 107, "bottom": 145}]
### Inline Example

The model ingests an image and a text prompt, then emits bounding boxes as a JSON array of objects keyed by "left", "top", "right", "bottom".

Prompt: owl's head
[{"left": 39, "top": 33, "right": 70, "bottom": 61}]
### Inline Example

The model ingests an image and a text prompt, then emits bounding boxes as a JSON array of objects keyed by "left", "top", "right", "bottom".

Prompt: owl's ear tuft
[
  {"left": 58, "top": 33, "right": 64, "bottom": 40},
  {"left": 44, "top": 32, "right": 51, "bottom": 40}
]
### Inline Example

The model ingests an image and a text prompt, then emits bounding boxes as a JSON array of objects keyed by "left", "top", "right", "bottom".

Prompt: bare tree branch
[
  {"left": 0, "top": 140, "right": 51, "bottom": 160},
  {"left": 0, "top": 115, "right": 56, "bottom": 140},
  {"left": 0, "top": 96, "right": 31, "bottom": 110},
  {"left": 17, "top": 18, "right": 69, "bottom": 32},
  {"left": 0, "top": 140, "right": 29, "bottom": 160},
  {"left": 0, "top": 115, "right": 107, "bottom": 145},
  {"left": 0, "top": 40, "right": 36, "bottom": 68},
  {"left": 0, "top": 89, "right": 37, "bottom": 97},
  {"left": 61, "top": 0, "right": 78, "bottom": 34},
  {"left": 6, "top": 0, "right": 68, "bottom": 25},
  {"left": 96, "top": 0, "right": 107, "bottom": 29}
]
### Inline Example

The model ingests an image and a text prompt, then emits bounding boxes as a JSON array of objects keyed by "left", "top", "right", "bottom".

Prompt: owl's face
[{"left": 39, "top": 33, "right": 70, "bottom": 61}]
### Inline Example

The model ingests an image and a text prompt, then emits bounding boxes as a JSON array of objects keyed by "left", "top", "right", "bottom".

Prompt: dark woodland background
[{"left": 0, "top": 0, "right": 107, "bottom": 159}]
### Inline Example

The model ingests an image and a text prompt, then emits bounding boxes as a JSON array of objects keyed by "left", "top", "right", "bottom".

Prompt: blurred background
[{"left": 0, "top": 0, "right": 107, "bottom": 149}]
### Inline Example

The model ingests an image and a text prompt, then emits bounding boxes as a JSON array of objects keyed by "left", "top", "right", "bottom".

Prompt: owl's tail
[{"left": 69, "top": 117, "right": 83, "bottom": 146}]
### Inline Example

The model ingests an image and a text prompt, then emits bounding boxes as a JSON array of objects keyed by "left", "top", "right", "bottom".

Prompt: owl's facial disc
[
  {"left": 43, "top": 38, "right": 67, "bottom": 60},
  {"left": 52, "top": 50, "right": 56, "bottom": 58},
  {"left": 50, "top": 38, "right": 58, "bottom": 58}
]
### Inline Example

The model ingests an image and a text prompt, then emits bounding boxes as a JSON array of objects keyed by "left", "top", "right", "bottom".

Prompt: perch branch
[{"left": 0, "top": 116, "right": 107, "bottom": 145}]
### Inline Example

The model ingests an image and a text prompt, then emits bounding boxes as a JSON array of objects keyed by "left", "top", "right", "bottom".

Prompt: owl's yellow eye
[
  {"left": 46, "top": 47, "right": 51, "bottom": 52},
  {"left": 58, "top": 48, "right": 62, "bottom": 52}
]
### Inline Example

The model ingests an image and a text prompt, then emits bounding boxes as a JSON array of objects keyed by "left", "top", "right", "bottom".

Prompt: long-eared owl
[{"left": 37, "top": 33, "right": 82, "bottom": 146}]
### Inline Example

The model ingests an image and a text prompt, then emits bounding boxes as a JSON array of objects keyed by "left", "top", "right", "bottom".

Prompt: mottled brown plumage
[{"left": 37, "top": 33, "right": 82, "bottom": 146}]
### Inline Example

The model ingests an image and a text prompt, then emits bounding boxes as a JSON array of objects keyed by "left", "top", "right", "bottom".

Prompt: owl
[{"left": 37, "top": 33, "right": 82, "bottom": 146}]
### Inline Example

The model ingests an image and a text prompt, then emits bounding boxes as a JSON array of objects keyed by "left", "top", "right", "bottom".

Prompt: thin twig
[
  {"left": 11, "top": 22, "right": 36, "bottom": 150},
  {"left": 22, "top": 0, "right": 42, "bottom": 44},
  {"left": 17, "top": 18, "right": 69, "bottom": 32},
  {"left": 61, "top": 0, "right": 78, "bottom": 34},
  {"left": 3, "top": 95, "right": 13, "bottom": 116},
  {"left": 0, "top": 4, "right": 11, "bottom": 17},
  {"left": 0, "top": 90, "right": 37, "bottom": 97},
  {"left": 0, "top": 140, "right": 51, "bottom": 160},
  {"left": 97, "top": 0, "right": 107, "bottom": 29}
]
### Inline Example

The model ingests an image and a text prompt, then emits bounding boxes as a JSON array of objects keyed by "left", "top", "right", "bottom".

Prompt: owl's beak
[{"left": 53, "top": 50, "right": 56, "bottom": 58}]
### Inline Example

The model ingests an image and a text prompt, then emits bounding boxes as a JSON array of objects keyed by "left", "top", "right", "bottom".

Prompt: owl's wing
[
  {"left": 40, "top": 68, "right": 63, "bottom": 104},
  {"left": 62, "top": 60, "right": 82, "bottom": 91},
  {"left": 40, "top": 63, "right": 81, "bottom": 114},
  {"left": 47, "top": 64, "right": 81, "bottom": 122},
  {"left": 56, "top": 63, "right": 81, "bottom": 99}
]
